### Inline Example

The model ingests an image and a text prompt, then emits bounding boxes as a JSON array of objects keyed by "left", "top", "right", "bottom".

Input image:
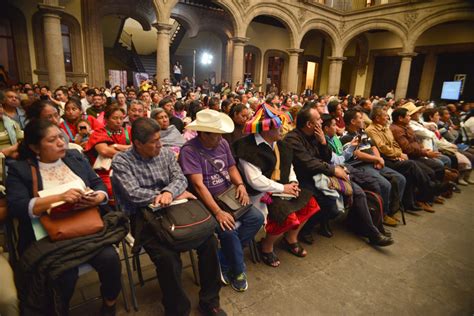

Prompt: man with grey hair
[
  {"left": 112, "top": 117, "right": 226, "bottom": 316},
  {"left": 247, "top": 97, "right": 260, "bottom": 115},
  {"left": 123, "top": 100, "right": 144, "bottom": 128}
]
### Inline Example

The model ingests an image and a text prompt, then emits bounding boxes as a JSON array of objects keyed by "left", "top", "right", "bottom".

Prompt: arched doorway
[
  {"left": 299, "top": 29, "right": 335, "bottom": 95},
  {"left": 245, "top": 15, "right": 292, "bottom": 93},
  {"left": 0, "top": 3, "right": 32, "bottom": 85},
  {"left": 411, "top": 21, "right": 474, "bottom": 101}
]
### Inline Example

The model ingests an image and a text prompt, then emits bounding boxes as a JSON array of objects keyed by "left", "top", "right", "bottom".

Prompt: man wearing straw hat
[{"left": 179, "top": 110, "right": 264, "bottom": 292}]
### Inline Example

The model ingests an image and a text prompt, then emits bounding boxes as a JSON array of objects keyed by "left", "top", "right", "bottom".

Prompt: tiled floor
[{"left": 71, "top": 185, "right": 474, "bottom": 315}]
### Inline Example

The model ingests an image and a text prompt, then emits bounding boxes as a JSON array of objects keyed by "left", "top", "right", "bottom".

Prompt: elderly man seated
[
  {"left": 112, "top": 118, "right": 225, "bottom": 316},
  {"left": 179, "top": 110, "right": 264, "bottom": 292},
  {"left": 366, "top": 107, "right": 449, "bottom": 212}
]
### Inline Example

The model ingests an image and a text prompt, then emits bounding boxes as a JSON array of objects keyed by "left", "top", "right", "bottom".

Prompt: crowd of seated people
[{"left": 0, "top": 78, "right": 473, "bottom": 316}]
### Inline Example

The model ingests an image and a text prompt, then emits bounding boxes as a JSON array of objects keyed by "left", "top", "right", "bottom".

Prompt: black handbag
[
  {"left": 215, "top": 185, "right": 252, "bottom": 219},
  {"left": 142, "top": 199, "right": 217, "bottom": 252},
  {"left": 187, "top": 145, "right": 252, "bottom": 219}
]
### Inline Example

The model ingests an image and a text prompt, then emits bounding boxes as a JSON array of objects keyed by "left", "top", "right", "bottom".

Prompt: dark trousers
[
  {"left": 301, "top": 181, "right": 380, "bottom": 238},
  {"left": 385, "top": 159, "right": 435, "bottom": 204},
  {"left": 414, "top": 157, "right": 445, "bottom": 182},
  {"left": 142, "top": 228, "right": 221, "bottom": 316},
  {"left": 55, "top": 246, "right": 122, "bottom": 314}
]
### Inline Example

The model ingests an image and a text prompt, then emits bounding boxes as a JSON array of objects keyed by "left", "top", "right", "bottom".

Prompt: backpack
[{"left": 364, "top": 190, "right": 384, "bottom": 232}]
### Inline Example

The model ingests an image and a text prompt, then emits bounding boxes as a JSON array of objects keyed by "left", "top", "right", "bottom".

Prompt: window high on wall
[
  {"left": 0, "top": 18, "right": 19, "bottom": 85},
  {"left": 61, "top": 24, "right": 72, "bottom": 72}
]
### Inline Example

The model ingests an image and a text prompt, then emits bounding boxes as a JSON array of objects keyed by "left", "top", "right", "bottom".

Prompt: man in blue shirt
[{"left": 112, "top": 118, "right": 225, "bottom": 316}]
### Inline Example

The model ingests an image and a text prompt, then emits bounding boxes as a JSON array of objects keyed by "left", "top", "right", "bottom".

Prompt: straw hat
[
  {"left": 402, "top": 102, "right": 423, "bottom": 115},
  {"left": 186, "top": 109, "right": 234, "bottom": 134}
]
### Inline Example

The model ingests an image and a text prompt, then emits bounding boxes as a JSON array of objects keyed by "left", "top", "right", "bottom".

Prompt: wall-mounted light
[{"left": 201, "top": 52, "right": 213, "bottom": 65}]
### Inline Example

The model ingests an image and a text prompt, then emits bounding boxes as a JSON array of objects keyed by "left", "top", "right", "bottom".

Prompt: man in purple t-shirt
[{"left": 179, "top": 109, "right": 264, "bottom": 293}]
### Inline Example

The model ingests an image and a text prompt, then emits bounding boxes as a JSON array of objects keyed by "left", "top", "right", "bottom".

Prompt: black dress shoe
[
  {"left": 406, "top": 205, "right": 423, "bottom": 212},
  {"left": 369, "top": 234, "right": 394, "bottom": 247},
  {"left": 298, "top": 232, "right": 314, "bottom": 245},
  {"left": 318, "top": 221, "right": 333, "bottom": 238}
]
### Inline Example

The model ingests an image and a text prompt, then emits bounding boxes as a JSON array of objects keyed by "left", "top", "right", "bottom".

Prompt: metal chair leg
[
  {"left": 401, "top": 207, "right": 406, "bottom": 225},
  {"left": 249, "top": 239, "right": 257, "bottom": 263},
  {"left": 120, "top": 275, "right": 130, "bottom": 313},
  {"left": 122, "top": 240, "right": 139, "bottom": 311},
  {"left": 135, "top": 255, "right": 145, "bottom": 286},
  {"left": 189, "top": 250, "right": 200, "bottom": 286}
]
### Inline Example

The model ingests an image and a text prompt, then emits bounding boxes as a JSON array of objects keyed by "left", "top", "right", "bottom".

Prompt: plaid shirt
[{"left": 112, "top": 147, "right": 187, "bottom": 215}]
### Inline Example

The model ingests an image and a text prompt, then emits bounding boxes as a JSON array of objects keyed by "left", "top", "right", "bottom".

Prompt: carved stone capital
[
  {"left": 38, "top": 3, "right": 64, "bottom": 17},
  {"left": 231, "top": 37, "right": 250, "bottom": 45},
  {"left": 287, "top": 48, "right": 304, "bottom": 56},
  {"left": 328, "top": 56, "right": 347, "bottom": 63},
  {"left": 152, "top": 22, "right": 173, "bottom": 35},
  {"left": 397, "top": 52, "right": 418, "bottom": 59}
]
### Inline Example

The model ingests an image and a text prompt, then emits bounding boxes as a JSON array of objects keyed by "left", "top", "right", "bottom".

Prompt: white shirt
[
  {"left": 239, "top": 134, "right": 298, "bottom": 217},
  {"left": 239, "top": 134, "right": 298, "bottom": 194}
]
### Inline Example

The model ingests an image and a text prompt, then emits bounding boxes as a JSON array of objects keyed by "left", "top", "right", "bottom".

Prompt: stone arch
[
  {"left": 32, "top": 11, "right": 85, "bottom": 83},
  {"left": 340, "top": 19, "right": 408, "bottom": 55},
  {"left": 244, "top": 45, "right": 263, "bottom": 85},
  {"left": 0, "top": 3, "right": 32, "bottom": 83},
  {"left": 243, "top": 3, "right": 300, "bottom": 48},
  {"left": 297, "top": 19, "right": 340, "bottom": 56},
  {"left": 171, "top": 3, "right": 234, "bottom": 40},
  {"left": 171, "top": 4, "right": 200, "bottom": 38},
  {"left": 263, "top": 49, "right": 290, "bottom": 93},
  {"left": 407, "top": 9, "right": 474, "bottom": 51},
  {"left": 158, "top": 0, "right": 242, "bottom": 37},
  {"left": 100, "top": 5, "right": 153, "bottom": 31}
]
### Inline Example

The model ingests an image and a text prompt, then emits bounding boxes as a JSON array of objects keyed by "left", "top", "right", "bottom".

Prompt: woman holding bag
[{"left": 6, "top": 119, "right": 124, "bottom": 316}]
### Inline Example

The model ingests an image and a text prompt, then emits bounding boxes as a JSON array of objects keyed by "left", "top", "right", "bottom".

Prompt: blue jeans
[
  {"left": 359, "top": 165, "right": 406, "bottom": 215},
  {"left": 436, "top": 155, "right": 451, "bottom": 168},
  {"left": 216, "top": 206, "right": 264, "bottom": 275}
]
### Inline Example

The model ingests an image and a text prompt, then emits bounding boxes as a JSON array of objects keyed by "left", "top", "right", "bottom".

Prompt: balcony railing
[{"left": 306, "top": 0, "right": 413, "bottom": 12}]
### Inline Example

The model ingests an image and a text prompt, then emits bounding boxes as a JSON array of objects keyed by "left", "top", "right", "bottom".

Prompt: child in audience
[{"left": 75, "top": 119, "right": 91, "bottom": 148}]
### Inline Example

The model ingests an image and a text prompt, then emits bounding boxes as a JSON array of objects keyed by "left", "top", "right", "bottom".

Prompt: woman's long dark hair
[
  {"left": 18, "top": 119, "right": 56, "bottom": 160},
  {"left": 26, "top": 99, "right": 58, "bottom": 121},
  {"left": 229, "top": 103, "right": 246, "bottom": 122}
]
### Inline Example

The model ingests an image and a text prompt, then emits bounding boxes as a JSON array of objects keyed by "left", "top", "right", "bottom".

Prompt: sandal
[
  {"left": 281, "top": 238, "right": 307, "bottom": 258},
  {"left": 257, "top": 242, "right": 280, "bottom": 267}
]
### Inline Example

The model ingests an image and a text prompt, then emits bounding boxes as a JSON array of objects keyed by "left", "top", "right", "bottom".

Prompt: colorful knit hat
[{"left": 244, "top": 103, "right": 293, "bottom": 134}]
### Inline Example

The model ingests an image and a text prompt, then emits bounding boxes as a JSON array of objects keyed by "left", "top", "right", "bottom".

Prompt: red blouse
[{"left": 60, "top": 115, "right": 103, "bottom": 142}]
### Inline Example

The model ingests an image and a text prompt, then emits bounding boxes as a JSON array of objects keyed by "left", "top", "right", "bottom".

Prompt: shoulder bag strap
[
  {"left": 29, "top": 163, "right": 39, "bottom": 198},
  {"left": 185, "top": 144, "right": 232, "bottom": 186}
]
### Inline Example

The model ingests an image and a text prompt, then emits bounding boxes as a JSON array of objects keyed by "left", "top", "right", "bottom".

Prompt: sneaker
[
  {"left": 198, "top": 303, "right": 227, "bottom": 316},
  {"left": 230, "top": 272, "right": 248, "bottom": 292},
  {"left": 220, "top": 268, "right": 230, "bottom": 285}
]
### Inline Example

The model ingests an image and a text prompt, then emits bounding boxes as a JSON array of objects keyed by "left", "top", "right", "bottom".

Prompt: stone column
[
  {"left": 327, "top": 56, "right": 346, "bottom": 96},
  {"left": 153, "top": 22, "right": 172, "bottom": 86},
  {"left": 286, "top": 48, "right": 304, "bottom": 94},
  {"left": 231, "top": 37, "right": 249, "bottom": 88},
  {"left": 82, "top": 0, "right": 105, "bottom": 87},
  {"left": 38, "top": 3, "right": 66, "bottom": 88},
  {"left": 418, "top": 52, "right": 437, "bottom": 100},
  {"left": 395, "top": 52, "right": 417, "bottom": 99}
]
